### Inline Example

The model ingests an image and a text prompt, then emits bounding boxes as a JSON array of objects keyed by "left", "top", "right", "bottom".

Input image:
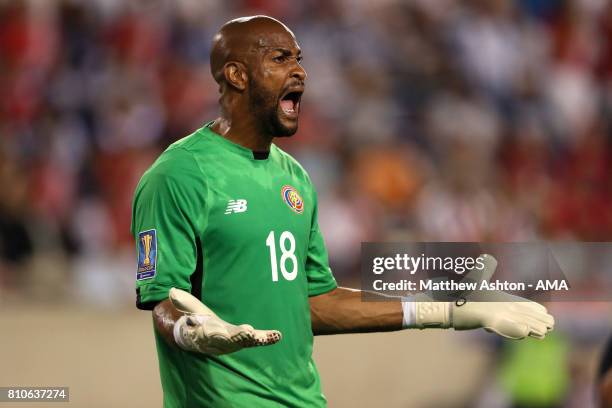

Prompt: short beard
[{"left": 248, "top": 80, "right": 297, "bottom": 137}]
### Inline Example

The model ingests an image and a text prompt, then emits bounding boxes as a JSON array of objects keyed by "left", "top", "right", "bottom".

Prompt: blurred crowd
[
  {"left": 0, "top": 0, "right": 611, "bottom": 406},
  {"left": 0, "top": 0, "right": 610, "bottom": 283},
  {"left": 2, "top": 0, "right": 610, "bottom": 287}
]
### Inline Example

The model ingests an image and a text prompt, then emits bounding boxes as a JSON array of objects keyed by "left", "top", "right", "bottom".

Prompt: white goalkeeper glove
[
  {"left": 402, "top": 254, "right": 555, "bottom": 340},
  {"left": 170, "top": 288, "right": 282, "bottom": 355}
]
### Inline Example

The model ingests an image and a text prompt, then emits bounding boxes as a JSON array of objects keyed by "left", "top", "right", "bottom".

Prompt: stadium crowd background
[{"left": 0, "top": 0, "right": 611, "bottom": 407}]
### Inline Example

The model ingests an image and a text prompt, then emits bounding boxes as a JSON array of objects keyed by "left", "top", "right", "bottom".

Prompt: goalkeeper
[{"left": 131, "top": 15, "right": 554, "bottom": 408}]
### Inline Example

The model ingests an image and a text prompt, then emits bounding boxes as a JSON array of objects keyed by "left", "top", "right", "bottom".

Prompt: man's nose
[{"left": 291, "top": 63, "right": 307, "bottom": 82}]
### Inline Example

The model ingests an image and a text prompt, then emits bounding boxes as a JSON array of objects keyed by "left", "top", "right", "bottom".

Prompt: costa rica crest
[{"left": 281, "top": 185, "right": 304, "bottom": 214}]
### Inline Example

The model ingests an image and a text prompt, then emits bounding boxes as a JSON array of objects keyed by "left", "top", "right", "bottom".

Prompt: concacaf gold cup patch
[
  {"left": 137, "top": 229, "right": 157, "bottom": 280},
  {"left": 281, "top": 185, "right": 304, "bottom": 214}
]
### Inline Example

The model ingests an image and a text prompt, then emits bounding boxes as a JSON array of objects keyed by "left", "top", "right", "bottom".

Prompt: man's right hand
[
  {"left": 170, "top": 288, "right": 282, "bottom": 355},
  {"left": 408, "top": 254, "right": 555, "bottom": 340},
  {"left": 450, "top": 291, "right": 554, "bottom": 339}
]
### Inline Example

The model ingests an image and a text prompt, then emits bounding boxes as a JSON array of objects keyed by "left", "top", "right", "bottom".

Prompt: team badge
[
  {"left": 137, "top": 229, "right": 157, "bottom": 280},
  {"left": 281, "top": 185, "right": 304, "bottom": 214}
]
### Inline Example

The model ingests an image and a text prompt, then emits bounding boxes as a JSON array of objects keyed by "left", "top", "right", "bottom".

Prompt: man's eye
[
  {"left": 297, "top": 57, "right": 303, "bottom": 64},
  {"left": 273, "top": 55, "right": 286, "bottom": 63}
]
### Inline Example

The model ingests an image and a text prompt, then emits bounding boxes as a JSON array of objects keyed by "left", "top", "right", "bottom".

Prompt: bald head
[
  {"left": 210, "top": 15, "right": 297, "bottom": 85},
  {"left": 209, "top": 15, "right": 306, "bottom": 138}
]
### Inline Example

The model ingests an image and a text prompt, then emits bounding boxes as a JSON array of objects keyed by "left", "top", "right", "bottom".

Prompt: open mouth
[{"left": 279, "top": 90, "right": 302, "bottom": 116}]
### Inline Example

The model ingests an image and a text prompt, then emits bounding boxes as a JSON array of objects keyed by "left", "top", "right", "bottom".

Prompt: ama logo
[{"left": 281, "top": 185, "right": 304, "bottom": 214}]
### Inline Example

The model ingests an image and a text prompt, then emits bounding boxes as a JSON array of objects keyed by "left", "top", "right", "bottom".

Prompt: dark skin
[
  {"left": 209, "top": 16, "right": 306, "bottom": 150},
  {"left": 601, "top": 370, "right": 612, "bottom": 408},
  {"left": 600, "top": 338, "right": 612, "bottom": 408},
  {"left": 153, "top": 16, "right": 403, "bottom": 349}
]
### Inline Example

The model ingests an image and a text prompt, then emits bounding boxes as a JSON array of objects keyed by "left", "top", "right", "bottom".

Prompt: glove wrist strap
[
  {"left": 401, "top": 297, "right": 452, "bottom": 329},
  {"left": 414, "top": 301, "right": 452, "bottom": 329},
  {"left": 173, "top": 314, "right": 209, "bottom": 351},
  {"left": 173, "top": 315, "right": 196, "bottom": 351}
]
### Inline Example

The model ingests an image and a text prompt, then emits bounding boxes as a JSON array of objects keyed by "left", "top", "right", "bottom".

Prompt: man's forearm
[
  {"left": 153, "top": 299, "right": 183, "bottom": 347},
  {"left": 309, "top": 283, "right": 554, "bottom": 340},
  {"left": 309, "top": 287, "right": 403, "bottom": 335}
]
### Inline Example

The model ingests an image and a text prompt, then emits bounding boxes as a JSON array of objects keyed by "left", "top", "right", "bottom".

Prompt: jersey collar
[{"left": 202, "top": 122, "right": 272, "bottom": 161}]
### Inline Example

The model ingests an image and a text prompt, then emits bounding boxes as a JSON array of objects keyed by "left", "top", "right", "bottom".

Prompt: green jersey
[{"left": 131, "top": 123, "right": 337, "bottom": 407}]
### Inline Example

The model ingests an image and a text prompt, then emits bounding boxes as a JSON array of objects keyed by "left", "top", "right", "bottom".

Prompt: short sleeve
[
  {"left": 131, "top": 149, "right": 207, "bottom": 310},
  {"left": 305, "top": 192, "right": 337, "bottom": 297}
]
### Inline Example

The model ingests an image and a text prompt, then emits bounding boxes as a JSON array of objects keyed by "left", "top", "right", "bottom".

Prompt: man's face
[{"left": 247, "top": 30, "right": 306, "bottom": 137}]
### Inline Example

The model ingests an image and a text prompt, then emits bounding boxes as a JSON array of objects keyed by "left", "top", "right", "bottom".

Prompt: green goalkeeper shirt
[{"left": 131, "top": 123, "right": 337, "bottom": 408}]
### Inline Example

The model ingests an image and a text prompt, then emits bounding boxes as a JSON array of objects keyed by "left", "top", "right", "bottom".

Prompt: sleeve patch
[{"left": 137, "top": 229, "right": 157, "bottom": 280}]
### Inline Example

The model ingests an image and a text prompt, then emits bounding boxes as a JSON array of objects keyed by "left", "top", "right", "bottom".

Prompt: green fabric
[
  {"left": 131, "top": 123, "right": 337, "bottom": 407},
  {"left": 500, "top": 333, "right": 569, "bottom": 405}
]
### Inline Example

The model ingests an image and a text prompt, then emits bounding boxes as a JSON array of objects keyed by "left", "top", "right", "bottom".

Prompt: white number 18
[{"left": 266, "top": 231, "right": 298, "bottom": 282}]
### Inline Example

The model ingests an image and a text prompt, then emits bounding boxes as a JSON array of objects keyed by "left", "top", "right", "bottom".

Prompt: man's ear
[{"left": 223, "top": 62, "right": 248, "bottom": 91}]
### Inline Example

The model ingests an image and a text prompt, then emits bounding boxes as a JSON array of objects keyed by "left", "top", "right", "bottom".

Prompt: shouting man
[{"left": 131, "top": 16, "right": 554, "bottom": 407}]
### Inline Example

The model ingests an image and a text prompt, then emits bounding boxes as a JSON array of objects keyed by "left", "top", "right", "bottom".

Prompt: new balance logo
[{"left": 224, "top": 199, "right": 248, "bottom": 214}]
